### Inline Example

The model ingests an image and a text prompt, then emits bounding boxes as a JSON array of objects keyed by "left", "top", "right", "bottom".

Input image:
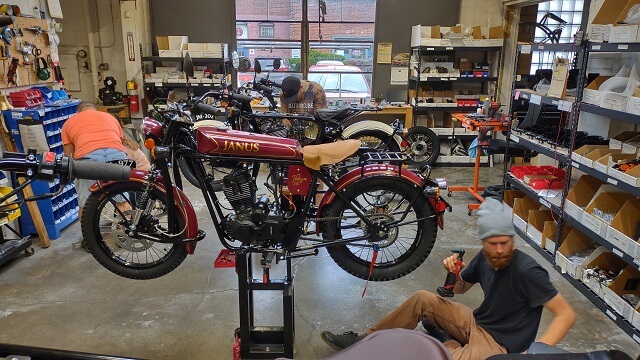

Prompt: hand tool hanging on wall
[
  {"left": 0, "top": 26, "right": 13, "bottom": 44},
  {"left": 0, "top": 15, "right": 13, "bottom": 27},
  {"left": 25, "top": 26, "right": 47, "bottom": 35},
  {"left": 16, "top": 40, "right": 34, "bottom": 64},
  {"left": 7, "top": 57, "right": 19, "bottom": 85}
]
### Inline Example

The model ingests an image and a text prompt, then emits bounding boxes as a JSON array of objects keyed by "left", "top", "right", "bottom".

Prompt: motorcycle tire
[
  {"left": 321, "top": 176, "right": 437, "bottom": 281},
  {"left": 178, "top": 157, "right": 260, "bottom": 191},
  {"left": 347, "top": 129, "right": 401, "bottom": 153},
  {"left": 81, "top": 181, "right": 188, "bottom": 280},
  {"left": 404, "top": 126, "right": 440, "bottom": 166}
]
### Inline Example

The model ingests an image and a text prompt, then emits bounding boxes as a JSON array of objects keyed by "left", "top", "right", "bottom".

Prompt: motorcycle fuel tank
[{"left": 196, "top": 126, "right": 303, "bottom": 159}]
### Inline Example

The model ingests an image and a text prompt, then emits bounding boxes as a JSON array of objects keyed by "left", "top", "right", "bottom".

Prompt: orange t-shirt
[{"left": 62, "top": 109, "right": 126, "bottom": 159}]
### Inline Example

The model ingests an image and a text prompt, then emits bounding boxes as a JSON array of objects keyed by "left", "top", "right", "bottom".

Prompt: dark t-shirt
[
  {"left": 281, "top": 81, "right": 327, "bottom": 115},
  {"left": 460, "top": 249, "right": 558, "bottom": 353}
]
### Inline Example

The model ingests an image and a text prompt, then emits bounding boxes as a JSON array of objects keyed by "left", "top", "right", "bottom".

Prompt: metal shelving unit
[
  {"left": 410, "top": 45, "right": 502, "bottom": 166},
  {"left": 502, "top": 40, "right": 640, "bottom": 343}
]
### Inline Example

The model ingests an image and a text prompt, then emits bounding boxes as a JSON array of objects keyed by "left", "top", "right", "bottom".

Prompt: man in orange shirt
[{"left": 62, "top": 101, "right": 128, "bottom": 252}]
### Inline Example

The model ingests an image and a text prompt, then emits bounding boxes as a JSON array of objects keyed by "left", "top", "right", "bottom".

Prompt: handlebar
[
  {"left": 0, "top": 149, "right": 132, "bottom": 185},
  {"left": 192, "top": 102, "right": 225, "bottom": 117}
]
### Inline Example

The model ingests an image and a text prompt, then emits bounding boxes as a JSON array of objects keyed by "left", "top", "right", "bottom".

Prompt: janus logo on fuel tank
[{"left": 223, "top": 140, "right": 260, "bottom": 152}]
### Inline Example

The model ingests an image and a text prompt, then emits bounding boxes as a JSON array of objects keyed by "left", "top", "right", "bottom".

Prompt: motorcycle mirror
[
  {"left": 273, "top": 58, "right": 281, "bottom": 70},
  {"left": 183, "top": 52, "right": 195, "bottom": 78},
  {"left": 231, "top": 51, "right": 240, "bottom": 70},
  {"left": 254, "top": 59, "right": 262, "bottom": 74},
  {"left": 238, "top": 57, "right": 251, "bottom": 72}
]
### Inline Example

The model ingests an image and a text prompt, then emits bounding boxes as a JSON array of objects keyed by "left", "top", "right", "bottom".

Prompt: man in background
[{"left": 279, "top": 76, "right": 328, "bottom": 115}]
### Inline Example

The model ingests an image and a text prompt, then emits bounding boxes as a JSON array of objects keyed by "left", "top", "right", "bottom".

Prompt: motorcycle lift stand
[{"left": 236, "top": 249, "right": 294, "bottom": 359}]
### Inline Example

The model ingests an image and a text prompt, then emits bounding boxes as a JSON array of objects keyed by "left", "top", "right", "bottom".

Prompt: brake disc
[
  {"left": 102, "top": 210, "right": 155, "bottom": 252},
  {"left": 360, "top": 213, "right": 398, "bottom": 248}
]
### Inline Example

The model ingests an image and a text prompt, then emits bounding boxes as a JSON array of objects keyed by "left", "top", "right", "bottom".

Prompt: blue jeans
[{"left": 76, "top": 148, "right": 127, "bottom": 207}]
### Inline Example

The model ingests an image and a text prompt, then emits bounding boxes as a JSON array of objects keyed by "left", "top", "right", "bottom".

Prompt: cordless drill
[{"left": 437, "top": 249, "right": 465, "bottom": 297}]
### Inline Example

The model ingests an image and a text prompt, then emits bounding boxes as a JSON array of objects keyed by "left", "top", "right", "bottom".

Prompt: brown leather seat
[{"left": 300, "top": 139, "right": 361, "bottom": 170}]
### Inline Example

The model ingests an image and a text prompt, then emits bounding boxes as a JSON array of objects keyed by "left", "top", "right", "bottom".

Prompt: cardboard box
[
  {"left": 556, "top": 228, "right": 598, "bottom": 279},
  {"left": 584, "top": 149, "right": 623, "bottom": 172},
  {"left": 583, "top": 187, "right": 629, "bottom": 238},
  {"left": 484, "top": 26, "right": 504, "bottom": 47},
  {"left": 622, "top": 135, "right": 640, "bottom": 154},
  {"left": 157, "top": 35, "right": 188, "bottom": 57},
  {"left": 604, "top": 266, "right": 640, "bottom": 321},
  {"left": 610, "top": 131, "right": 640, "bottom": 149},
  {"left": 526, "top": 210, "right": 554, "bottom": 247},
  {"left": 542, "top": 221, "right": 572, "bottom": 254},
  {"left": 513, "top": 196, "right": 541, "bottom": 232},
  {"left": 572, "top": 145, "right": 609, "bottom": 166},
  {"left": 564, "top": 175, "right": 605, "bottom": 222},
  {"left": 583, "top": 76, "right": 611, "bottom": 106},
  {"left": 634, "top": 304, "right": 640, "bottom": 330},
  {"left": 582, "top": 249, "right": 628, "bottom": 298},
  {"left": 503, "top": 190, "right": 526, "bottom": 218},
  {"left": 627, "top": 95, "right": 640, "bottom": 116},
  {"left": 609, "top": 24, "right": 640, "bottom": 43},
  {"left": 411, "top": 25, "right": 442, "bottom": 47},
  {"left": 463, "top": 26, "right": 485, "bottom": 47},
  {"left": 203, "top": 43, "right": 229, "bottom": 58},
  {"left": 459, "top": 58, "right": 471, "bottom": 70},
  {"left": 606, "top": 197, "right": 640, "bottom": 254},
  {"left": 602, "top": 92, "right": 630, "bottom": 112},
  {"left": 588, "top": 0, "right": 639, "bottom": 42},
  {"left": 607, "top": 153, "right": 640, "bottom": 185}
]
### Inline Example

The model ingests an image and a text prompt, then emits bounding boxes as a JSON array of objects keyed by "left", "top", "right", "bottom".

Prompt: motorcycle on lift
[
  {"left": 79, "top": 53, "right": 451, "bottom": 281},
  {"left": 249, "top": 58, "right": 441, "bottom": 167}
]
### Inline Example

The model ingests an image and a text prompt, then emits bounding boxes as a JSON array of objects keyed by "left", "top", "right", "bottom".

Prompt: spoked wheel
[
  {"left": 403, "top": 126, "right": 439, "bottom": 166},
  {"left": 81, "top": 182, "right": 188, "bottom": 280},
  {"left": 321, "top": 177, "right": 437, "bottom": 281},
  {"left": 178, "top": 157, "right": 260, "bottom": 191}
]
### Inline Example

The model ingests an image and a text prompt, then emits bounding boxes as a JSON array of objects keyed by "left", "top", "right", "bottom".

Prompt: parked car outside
[{"left": 308, "top": 61, "right": 371, "bottom": 99}]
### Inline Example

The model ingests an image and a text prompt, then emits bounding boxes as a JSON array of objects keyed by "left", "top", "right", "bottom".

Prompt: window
[
  {"left": 259, "top": 23, "right": 274, "bottom": 38},
  {"left": 530, "top": 0, "right": 583, "bottom": 73},
  {"left": 235, "top": 0, "right": 376, "bottom": 98}
]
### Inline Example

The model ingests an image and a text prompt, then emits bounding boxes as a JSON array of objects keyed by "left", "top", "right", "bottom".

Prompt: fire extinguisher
[{"left": 126, "top": 80, "right": 139, "bottom": 113}]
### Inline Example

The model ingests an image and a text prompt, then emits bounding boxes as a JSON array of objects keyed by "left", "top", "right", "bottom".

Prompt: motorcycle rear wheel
[
  {"left": 81, "top": 182, "right": 188, "bottom": 280},
  {"left": 321, "top": 177, "right": 437, "bottom": 281}
]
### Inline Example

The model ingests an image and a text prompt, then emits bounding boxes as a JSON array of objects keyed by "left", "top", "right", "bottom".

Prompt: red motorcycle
[{"left": 80, "top": 59, "right": 451, "bottom": 281}]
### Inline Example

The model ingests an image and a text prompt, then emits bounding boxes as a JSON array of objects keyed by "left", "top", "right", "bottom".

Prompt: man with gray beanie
[{"left": 321, "top": 198, "right": 576, "bottom": 359}]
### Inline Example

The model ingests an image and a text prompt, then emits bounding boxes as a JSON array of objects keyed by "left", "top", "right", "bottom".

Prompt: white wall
[
  {"left": 460, "top": 0, "right": 503, "bottom": 27},
  {"left": 58, "top": 0, "right": 126, "bottom": 102}
]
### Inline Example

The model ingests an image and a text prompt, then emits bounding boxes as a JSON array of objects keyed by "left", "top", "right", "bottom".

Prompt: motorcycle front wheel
[
  {"left": 321, "top": 177, "right": 437, "bottom": 281},
  {"left": 81, "top": 182, "right": 188, "bottom": 280},
  {"left": 404, "top": 126, "right": 440, "bottom": 166}
]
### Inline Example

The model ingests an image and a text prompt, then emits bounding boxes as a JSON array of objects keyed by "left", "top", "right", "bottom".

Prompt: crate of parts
[
  {"left": 15, "top": 176, "right": 79, "bottom": 240},
  {"left": 3, "top": 99, "right": 81, "bottom": 154},
  {"left": 9, "top": 89, "right": 45, "bottom": 108}
]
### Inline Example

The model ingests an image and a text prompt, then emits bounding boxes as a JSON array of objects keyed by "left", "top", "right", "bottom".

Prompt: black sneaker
[
  {"left": 420, "top": 319, "right": 455, "bottom": 343},
  {"left": 320, "top": 331, "right": 364, "bottom": 350},
  {"left": 80, "top": 240, "right": 92, "bottom": 253}
]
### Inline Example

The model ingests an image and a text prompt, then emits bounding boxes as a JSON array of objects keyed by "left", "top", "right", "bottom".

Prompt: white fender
[
  {"left": 193, "top": 120, "right": 227, "bottom": 130},
  {"left": 342, "top": 120, "right": 403, "bottom": 146}
]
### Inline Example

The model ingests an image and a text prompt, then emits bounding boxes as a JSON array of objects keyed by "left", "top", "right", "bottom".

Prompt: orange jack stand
[{"left": 447, "top": 148, "right": 486, "bottom": 216}]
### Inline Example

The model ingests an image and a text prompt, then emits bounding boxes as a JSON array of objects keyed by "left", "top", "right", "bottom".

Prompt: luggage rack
[{"left": 358, "top": 152, "right": 410, "bottom": 177}]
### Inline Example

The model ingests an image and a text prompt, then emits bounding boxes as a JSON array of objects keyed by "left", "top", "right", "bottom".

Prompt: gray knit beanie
[{"left": 477, "top": 198, "right": 516, "bottom": 240}]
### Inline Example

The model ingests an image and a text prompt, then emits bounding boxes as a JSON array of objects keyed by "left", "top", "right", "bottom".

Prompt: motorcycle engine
[{"left": 222, "top": 170, "right": 283, "bottom": 246}]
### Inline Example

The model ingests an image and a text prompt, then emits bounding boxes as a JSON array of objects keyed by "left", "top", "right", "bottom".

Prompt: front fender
[
  {"left": 342, "top": 120, "right": 403, "bottom": 146},
  {"left": 316, "top": 164, "right": 444, "bottom": 232},
  {"left": 89, "top": 169, "right": 199, "bottom": 254}
]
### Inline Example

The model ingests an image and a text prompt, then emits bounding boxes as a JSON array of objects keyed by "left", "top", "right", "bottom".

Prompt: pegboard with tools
[{"left": 0, "top": 16, "right": 53, "bottom": 89}]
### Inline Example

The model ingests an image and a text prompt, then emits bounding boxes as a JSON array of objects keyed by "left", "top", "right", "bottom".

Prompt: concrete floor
[{"left": 0, "top": 166, "right": 639, "bottom": 360}]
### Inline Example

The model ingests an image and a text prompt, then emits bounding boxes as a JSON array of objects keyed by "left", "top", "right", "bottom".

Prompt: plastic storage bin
[{"left": 3, "top": 100, "right": 81, "bottom": 239}]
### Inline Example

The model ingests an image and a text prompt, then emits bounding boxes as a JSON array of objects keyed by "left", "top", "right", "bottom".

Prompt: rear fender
[
  {"left": 89, "top": 169, "right": 199, "bottom": 254},
  {"left": 315, "top": 164, "right": 443, "bottom": 232},
  {"left": 342, "top": 120, "right": 403, "bottom": 147}
]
